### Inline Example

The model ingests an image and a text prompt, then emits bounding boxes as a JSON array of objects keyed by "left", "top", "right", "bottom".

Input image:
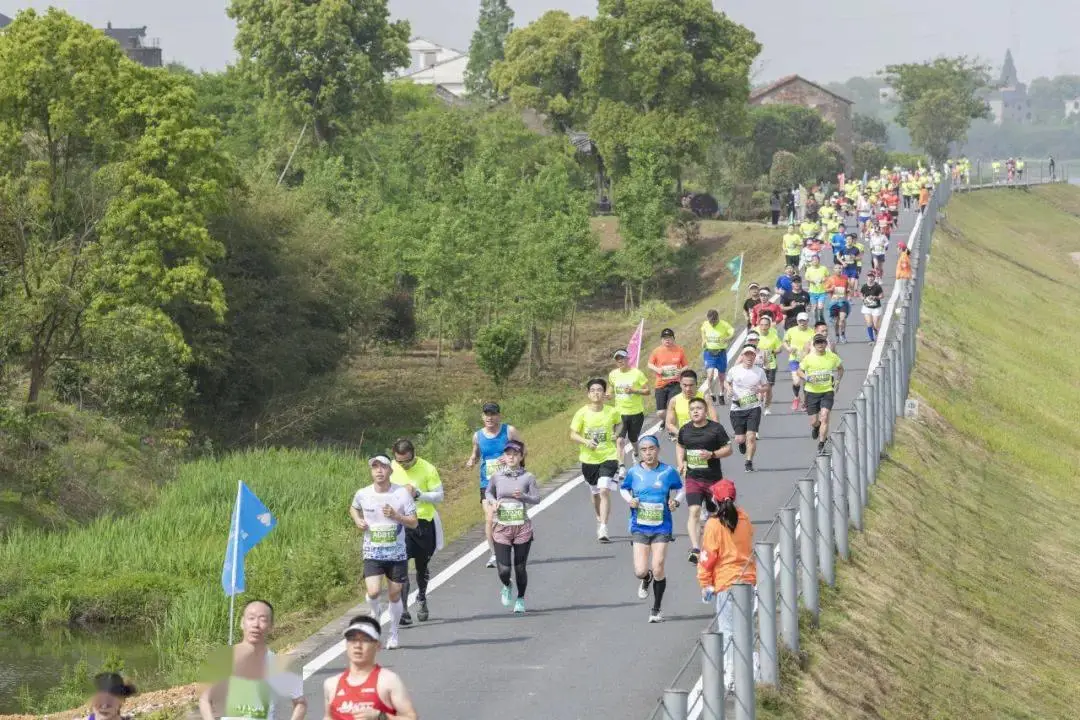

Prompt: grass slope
[{"left": 761, "top": 186, "right": 1080, "bottom": 719}]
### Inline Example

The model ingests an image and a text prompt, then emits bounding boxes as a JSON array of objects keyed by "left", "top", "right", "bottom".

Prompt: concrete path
[{"left": 297, "top": 207, "right": 918, "bottom": 720}]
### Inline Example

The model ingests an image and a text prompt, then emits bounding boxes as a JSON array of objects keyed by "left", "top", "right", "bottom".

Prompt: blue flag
[
  {"left": 726, "top": 254, "right": 743, "bottom": 292},
  {"left": 221, "top": 481, "right": 277, "bottom": 597}
]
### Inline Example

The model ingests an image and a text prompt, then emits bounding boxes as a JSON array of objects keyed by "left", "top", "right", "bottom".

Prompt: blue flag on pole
[
  {"left": 221, "top": 481, "right": 277, "bottom": 597},
  {"left": 726, "top": 254, "right": 743, "bottom": 292}
]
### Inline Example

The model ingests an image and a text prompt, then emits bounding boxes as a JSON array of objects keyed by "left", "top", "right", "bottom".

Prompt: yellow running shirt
[
  {"left": 570, "top": 405, "right": 621, "bottom": 464},
  {"left": 800, "top": 351, "right": 843, "bottom": 394},
  {"left": 608, "top": 367, "right": 649, "bottom": 416}
]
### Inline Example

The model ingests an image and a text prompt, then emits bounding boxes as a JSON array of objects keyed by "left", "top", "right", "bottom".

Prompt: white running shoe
[
  {"left": 637, "top": 575, "right": 651, "bottom": 599},
  {"left": 597, "top": 523, "right": 610, "bottom": 543},
  {"left": 648, "top": 611, "right": 664, "bottom": 623},
  {"left": 763, "top": 407, "right": 772, "bottom": 416},
  {"left": 486, "top": 553, "right": 497, "bottom": 568},
  {"left": 385, "top": 634, "right": 400, "bottom": 650}
]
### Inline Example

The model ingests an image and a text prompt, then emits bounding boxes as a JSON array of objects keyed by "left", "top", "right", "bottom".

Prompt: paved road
[{"left": 299, "top": 208, "right": 917, "bottom": 720}]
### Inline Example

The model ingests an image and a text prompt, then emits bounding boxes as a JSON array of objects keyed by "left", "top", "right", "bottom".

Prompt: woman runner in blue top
[
  {"left": 467, "top": 402, "right": 522, "bottom": 568},
  {"left": 620, "top": 435, "right": 684, "bottom": 623}
]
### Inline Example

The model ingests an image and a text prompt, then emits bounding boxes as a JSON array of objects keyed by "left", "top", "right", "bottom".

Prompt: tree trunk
[
  {"left": 639, "top": 281, "right": 646, "bottom": 308},
  {"left": 531, "top": 323, "right": 543, "bottom": 372},
  {"left": 27, "top": 350, "right": 46, "bottom": 405},
  {"left": 546, "top": 327, "right": 552, "bottom": 362},
  {"left": 569, "top": 304, "right": 577, "bottom": 351},
  {"left": 436, "top": 314, "right": 443, "bottom": 368}
]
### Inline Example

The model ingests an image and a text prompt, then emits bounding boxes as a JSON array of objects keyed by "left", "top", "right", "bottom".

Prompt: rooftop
[
  {"left": 0, "top": 12, "right": 12, "bottom": 28},
  {"left": 102, "top": 21, "right": 150, "bottom": 48},
  {"left": 750, "top": 74, "right": 853, "bottom": 105}
]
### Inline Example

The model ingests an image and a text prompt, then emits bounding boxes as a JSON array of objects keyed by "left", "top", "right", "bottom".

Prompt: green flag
[{"left": 726, "top": 254, "right": 743, "bottom": 292}]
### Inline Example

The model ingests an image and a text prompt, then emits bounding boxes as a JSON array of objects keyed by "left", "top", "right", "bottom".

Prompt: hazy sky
[{"left": 8, "top": 0, "right": 1080, "bottom": 82}]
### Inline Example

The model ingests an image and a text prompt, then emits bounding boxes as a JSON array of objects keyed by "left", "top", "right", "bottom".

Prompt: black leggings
[{"left": 494, "top": 539, "right": 532, "bottom": 598}]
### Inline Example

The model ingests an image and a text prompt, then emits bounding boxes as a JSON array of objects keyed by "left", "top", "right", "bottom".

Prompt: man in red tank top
[{"left": 324, "top": 615, "right": 418, "bottom": 720}]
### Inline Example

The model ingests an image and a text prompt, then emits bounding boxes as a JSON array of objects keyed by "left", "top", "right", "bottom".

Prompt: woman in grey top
[{"left": 485, "top": 440, "right": 540, "bottom": 613}]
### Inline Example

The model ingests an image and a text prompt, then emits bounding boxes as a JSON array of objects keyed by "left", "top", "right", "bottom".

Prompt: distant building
[
  {"left": 749, "top": 74, "right": 854, "bottom": 169},
  {"left": 0, "top": 12, "right": 12, "bottom": 29},
  {"left": 101, "top": 22, "right": 162, "bottom": 68},
  {"left": 984, "top": 49, "right": 1030, "bottom": 125},
  {"left": 395, "top": 36, "right": 468, "bottom": 98},
  {"left": 1065, "top": 97, "right": 1080, "bottom": 119}
]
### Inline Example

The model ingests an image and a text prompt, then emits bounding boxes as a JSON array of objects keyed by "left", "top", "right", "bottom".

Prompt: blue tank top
[{"left": 476, "top": 424, "right": 510, "bottom": 489}]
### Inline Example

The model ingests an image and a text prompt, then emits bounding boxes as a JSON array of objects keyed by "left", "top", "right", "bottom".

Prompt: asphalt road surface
[{"left": 300, "top": 206, "right": 917, "bottom": 720}]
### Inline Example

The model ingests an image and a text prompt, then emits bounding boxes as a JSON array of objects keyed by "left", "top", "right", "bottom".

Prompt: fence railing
[{"left": 647, "top": 173, "right": 953, "bottom": 720}]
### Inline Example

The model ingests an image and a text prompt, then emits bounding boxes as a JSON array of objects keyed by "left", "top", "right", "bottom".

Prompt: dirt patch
[
  {"left": 0, "top": 684, "right": 202, "bottom": 720},
  {"left": 1070, "top": 252, "right": 1080, "bottom": 267}
]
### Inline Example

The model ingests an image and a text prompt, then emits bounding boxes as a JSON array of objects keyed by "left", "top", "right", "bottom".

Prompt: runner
[
  {"left": 798, "top": 335, "right": 845, "bottom": 454},
  {"left": 825, "top": 264, "right": 851, "bottom": 344},
  {"left": 867, "top": 226, "right": 889, "bottom": 275},
  {"left": 700, "top": 310, "right": 735, "bottom": 405},
  {"left": 665, "top": 369, "right": 718, "bottom": 436},
  {"left": 753, "top": 315, "right": 782, "bottom": 415},
  {"left": 779, "top": 276, "right": 810, "bottom": 331},
  {"left": 741, "top": 282, "right": 762, "bottom": 330},
  {"left": 390, "top": 439, "right": 444, "bottom": 626},
  {"left": 803, "top": 254, "right": 829, "bottom": 325},
  {"left": 607, "top": 349, "right": 651, "bottom": 472},
  {"left": 783, "top": 312, "right": 815, "bottom": 411},
  {"left": 646, "top": 329, "right": 688, "bottom": 420},
  {"left": 86, "top": 673, "right": 136, "bottom": 720},
  {"left": 569, "top": 378, "right": 623, "bottom": 543},
  {"left": 840, "top": 238, "right": 861, "bottom": 297},
  {"left": 466, "top": 403, "right": 522, "bottom": 569},
  {"left": 198, "top": 600, "right": 306, "bottom": 719},
  {"left": 725, "top": 345, "right": 768, "bottom": 472},
  {"left": 781, "top": 226, "right": 802, "bottom": 271},
  {"left": 697, "top": 479, "right": 756, "bottom": 694},
  {"left": 676, "top": 397, "right": 732, "bottom": 564},
  {"left": 324, "top": 615, "right": 418, "bottom": 720},
  {"left": 896, "top": 243, "right": 913, "bottom": 302},
  {"left": 620, "top": 435, "right": 683, "bottom": 623},
  {"left": 774, "top": 265, "right": 796, "bottom": 295},
  {"left": 860, "top": 270, "right": 885, "bottom": 342},
  {"left": 749, "top": 288, "right": 783, "bottom": 328},
  {"left": 485, "top": 440, "right": 540, "bottom": 613},
  {"left": 350, "top": 457, "right": 418, "bottom": 650}
]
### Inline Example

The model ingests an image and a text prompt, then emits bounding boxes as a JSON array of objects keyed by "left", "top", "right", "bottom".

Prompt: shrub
[{"left": 474, "top": 319, "right": 527, "bottom": 388}]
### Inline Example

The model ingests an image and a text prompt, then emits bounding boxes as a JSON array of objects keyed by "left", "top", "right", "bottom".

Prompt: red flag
[{"left": 626, "top": 318, "right": 645, "bottom": 369}]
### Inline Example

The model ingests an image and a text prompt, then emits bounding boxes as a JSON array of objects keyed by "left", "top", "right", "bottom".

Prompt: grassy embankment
[
  {"left": 758, "top": 186, "right": 1080, "bottom": 719},
  {"left": 1, "top": 218, "right": 786, "bottom": 711}
]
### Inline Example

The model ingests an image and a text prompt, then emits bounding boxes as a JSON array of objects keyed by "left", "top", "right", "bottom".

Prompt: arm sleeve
[
  {"left": 696, "top": 522, "right": 718, "bottom": 588},
  {"left": 485, "top": 476, "right": 498, "bottom": 502},
  {"left": 619, "top": 489, "right": 634, "bottom": 504},
  {"left": 417, "top": 485, "right": 444, "bottom": 504},
  {"left": 521, "top": 474, "right": 541, "bottom": 505}
]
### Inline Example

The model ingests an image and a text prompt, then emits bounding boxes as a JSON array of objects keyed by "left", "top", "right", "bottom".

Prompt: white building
[
  {"left": 396, "top": 36, "right": 468, "bottom": 98},
  {"left": 1066, "top": 97, "right": 1080, "bottom": 119}
]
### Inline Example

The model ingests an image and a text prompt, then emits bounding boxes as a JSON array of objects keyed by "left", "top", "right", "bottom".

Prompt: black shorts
[
  {"left": 765, "top": 368, "right": 777, "bottom": 385},
  {"left": 582, "top": 460, "right": 620, "bottom": 487},
  {"left": 619, "top": 413, "right": 646, "bottom": 443},
  {"left": 785, "top": 254, "right": 800, "bottom": 268},
  {"left": 632, "top": 532, "right": 674, "bottom": 545},
  {"left": 363, "top": 558, "right": 409, "bottom": 583},
  {"left": 730, "top": 406, "right": 762, "bottom": 436},
  {"left": 405, "top": 518, "right": 437, "bottom": 559},
  {"left": 654, "top": 384, "right": 679, "bottom": 413},
  {"left": 805, "top": 391, "right": 835, "bottom": 415}
]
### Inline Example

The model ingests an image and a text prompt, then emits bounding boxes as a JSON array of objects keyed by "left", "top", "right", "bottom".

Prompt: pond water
[{"left": 0, "top": 627, "right": 166, "bottom": 713}]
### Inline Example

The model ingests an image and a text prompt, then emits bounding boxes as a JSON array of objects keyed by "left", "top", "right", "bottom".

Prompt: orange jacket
[
  {"left": 896, "top": 253, "right": 913, "bottom": 280},
  {"left": 697, "top": 508, "right": 757, "bottom": 590}
]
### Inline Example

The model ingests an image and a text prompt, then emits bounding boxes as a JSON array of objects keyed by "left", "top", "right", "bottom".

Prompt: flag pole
[{"left": 228, "top": 480, "right": 242, "bottom": 645}]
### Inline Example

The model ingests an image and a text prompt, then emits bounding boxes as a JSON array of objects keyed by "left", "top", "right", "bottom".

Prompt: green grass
[{"left": 758, "top": 186, "right": 1080, "bottom": 719}]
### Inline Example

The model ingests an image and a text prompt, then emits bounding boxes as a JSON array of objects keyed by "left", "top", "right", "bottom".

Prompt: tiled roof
[{"left": 750, "top": 74, "right": 853, "bottom": 105}]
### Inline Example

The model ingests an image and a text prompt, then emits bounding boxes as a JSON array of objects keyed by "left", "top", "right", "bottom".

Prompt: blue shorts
[
  {"left": 810, "top": 292, "right": 827, "bottom": 306},
  {"left": 858, "top": 215, "right": 870, "bottom": 224},
  {"left": 703, "top": 350, "right": 728, "bottom": 372},
  {"left": 843, "top": 266, "right": 859, "bottom": 279},
  {"left": 788, "top": 359, "right": 800, "bottom": 372},
  {"left": 829, "top": 301, "right": 851, "bottom": 317}
]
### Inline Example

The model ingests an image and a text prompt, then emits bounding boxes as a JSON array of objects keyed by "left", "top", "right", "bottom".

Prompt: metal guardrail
[{"left": 646, "top": 172, "right": 954, "bottom": 720}]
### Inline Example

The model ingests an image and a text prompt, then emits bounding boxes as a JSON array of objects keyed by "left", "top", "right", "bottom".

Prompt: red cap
[
  {"left": 711, "top": 479, "right": 736, "bottom": 503},
  {"left": 898, "top": 241, "right": 908, "bottom": 251}
]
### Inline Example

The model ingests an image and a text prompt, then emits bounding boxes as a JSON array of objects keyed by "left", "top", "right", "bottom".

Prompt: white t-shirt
[
  {"left": 869, "top": 233, "right": 888, "bottom": 255},
  {"left": 351, "top": 485, "right": 416, "bottom": 562},
  {"left": 728, "top": 365, "right": 768, "bottom": 411}
]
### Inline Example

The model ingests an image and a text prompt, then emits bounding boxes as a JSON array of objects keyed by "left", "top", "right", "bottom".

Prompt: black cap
[
  {"left": 94, "top": 673, "right": 136, "bottom": 698},
  {"left": 660, "top": 328, "right": 675, "bottom": 338},
  {"left": 813, "top": 334, "right": 829, "bottom": 344},
  {"left": 504, "top": 439, "right": 525, "bottom": 454},
  {"left": 482, "top": 402, "right": 500, "bottom": 414}
]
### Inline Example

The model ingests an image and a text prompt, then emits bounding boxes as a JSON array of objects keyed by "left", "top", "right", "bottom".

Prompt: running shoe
[
  {"left": 486, "top": 553, "right": 497, "bottom": 568},
  {"left": 791, "top": 397, "right": 799, "bottom": 411},
  {"left": 738, "top": 441, "right": 747, "bottom": 455},
  {"left": 648, "top": 611, "right": 665, "bottom": 623},
  {"left": 718, "top": 394, "right": 725, "bottom": 405},
  {"left": 811, "top": 424, "right": 821, "bottom": 440},
  {"left": 598, "top": 523, "right": 610, "bottom": 543},
  {"left": 417, "top": 600, "right": 429, "bottom": 622},
  {"left": 385, "top": 633, "right": 400, "bottom": 650},
  {"left": 687, "top": 548, "right": 700, "bottom": 564},
  {"left": 513, "top": 598, "right": 526, "bottom": 614},
  {"left": 399, "top": 612, "right": 413, "bottom": 627},
  {"left": 764, "top": 407, "right": 772, "bottom": 416},
  {"left": 745, "top": 460, "right": 754, "bottom": 473},
  {"left": 840, "top": 334, "right": 847, "bottom": 344},
  {"left": 818, "top": 441, "right": 826, "bottom": 455},
  {"left": 638, "top": 571, "right": 653, "bottom": 599},
  {"left": 501, "top": 585, "right": 511, "bottom": 607}
]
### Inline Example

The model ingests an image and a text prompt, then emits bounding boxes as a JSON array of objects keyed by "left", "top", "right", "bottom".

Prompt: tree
[
  {"left": 228, "top": 0, "right": 410, "bottom": 144},
  {"left": 769, "top": 151, "right": 799, "bottom": 189},
  {"left": 883, "top": 57, "right": 991, "bottom": 162},
  {"left": 0, "top": 10, "right": 233, "bottom": 406},
  {"left": 614, "top": 138, "right": 675, "bottom": 309},
  {"left": 474, "top": 319, "right": 526, "bottom": 388},
  {"left": 853, "top": 112, "right": 889, "bottom": 146},
  {"left": 745, "top": 105, "right": 834, "bottom": 177},
  {"left": 853, "top": 141, "right": 888, "bottom": 178},
  {"left": 464, "top": 0, "right": 514, "bottom": 101}
]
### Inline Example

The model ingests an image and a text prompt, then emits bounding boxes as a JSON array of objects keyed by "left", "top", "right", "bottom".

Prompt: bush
[
  {"left": 854, "top": 141, "right": 889, "bottom": 179},
  {"left": 474, "top": 319, "right": 527, "bottom": 388},
  {"left": 886, "top": 151, "right": 927, "bottom": 169},
  {"left": 750, "top": 190, "right": 771, "bottom": 221},
  {"left": 639, "top": 299, "right": 676, "bottom": 321},
  {"left": 769, "top": 150, "right": 799, "bottom": 189}
]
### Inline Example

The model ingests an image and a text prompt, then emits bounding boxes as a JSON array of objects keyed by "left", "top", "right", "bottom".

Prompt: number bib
[
  {"left": 496, "top": 500, "right": 526, "bottom": 526},
  {"left": 615, "top": 383, "right": 633, "bottom": 400},
  {"left": 736, "top": 392, "right": 760, "bottom": 409},
  {"left": 808, "top": 370, "right": 833, "bottom": 385},
  {"left": 686, "top": 449, "right": 711, "bottom": 469},
  {"left": 484, "top": 457, "right": 507, "bottom": 479},
  {"left": 586, "top": 428, "right": 608, "bottom": 444},
  {"left": 661, "top": 365, "right": 679, "bottom": 379},
  {"left": 637, "top": 502, "right": 664, "bottom": 527},
  {"left": 368, "top": 523, "right": 398, "bottom": 546}
]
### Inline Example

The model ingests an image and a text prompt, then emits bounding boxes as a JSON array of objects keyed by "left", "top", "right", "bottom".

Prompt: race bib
[
  {"left": 832, "top": 286, "right": 847, "bottom": 298},
  {"left": 660, "top": 365, "right": 678, "bottom": 379},
  {"left": 485, "top": 457, "right": 507, "bottom": 478},
  {"left": 615, "top": 383, "right": 633, "bottom": 400},
  {"left": 369, "top": 523, "right": 398, "bottom": 545},
  {"left": 808, "top": 370, "right": 833, "bottom": 385},
  {"left": 496, "top": 500, "right": 526, "bottom": 526},
  {"left": 585, "top": 428, "right": 609, "bottom": 444},
  {"left": 686, "top": 449, "right": 711, "bottom": 469},
  {"left": 737, "top": 393, "right": 760, "bottom": 408},
  {"left": 637, "top": 502, "right": 664, "bottom": 527}
]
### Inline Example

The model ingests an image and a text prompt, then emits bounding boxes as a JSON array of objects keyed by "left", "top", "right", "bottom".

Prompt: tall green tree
[
  {"left": 853, "top": 112, "right": 889, "bottom": 147},
  {"left": 228, "top": 0, "right": 410, "bottom": 144},
  {"left": 464, "top": 0, "right": 514, "bottom": 101},
  {"left": 0, "top": 9, "right": 233, "bottom": 407},
  {"left": 884, "top": 57, "right": 991, "bottom": 162}
]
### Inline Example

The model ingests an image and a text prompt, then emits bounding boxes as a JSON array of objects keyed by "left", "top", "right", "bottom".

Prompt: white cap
[
  {"left": 797, "top": 312, "right": 809, "bottom": 321},
  {"left": 368, "top": 455, "right": 392, "bottom": 467},
  {"left": 343, "top": 617, "right": 382, "bottom": 641}
]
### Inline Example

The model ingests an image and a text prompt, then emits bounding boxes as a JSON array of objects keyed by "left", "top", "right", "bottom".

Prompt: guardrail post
[
  {"left": 732, "top": 583, "right": 756, "bottom": 720},
  {"left": 844, "top": 413, "right": 864, "bottom": 528},
  {"left": 895, "top": 329, "right": 907, "bottom": 415},
  {"left": 866, "top": 378, "right": 879, "bottom": 478},
  {"left": 662, "top": 688, "right": 689, "bottom": 720},
  {"left": 856, "top": 391, "right": 874, "bottom": 492},
  {"left": 754, "top": 543, "right": 777, "bottom": 687},
  {"left": 701, "top": 632, "right": 725, "bottom": 720},
  {"left": 876, "top": 369, "right": 887, "bottom": 460},
  {"left": 831, "top": 428, "right": 849, "bottom": 559},
  {"left": 778, "top": 506, "right": 799, "bottom": 653},
  {"left": 816, "top": 453, "right": 834, "bottom": 586},
  {"left": 798, "top": 477, "right": 819, "bottom": 626},
  {"left": 884, "top": 349, "right": 896, "bottom": 443}
]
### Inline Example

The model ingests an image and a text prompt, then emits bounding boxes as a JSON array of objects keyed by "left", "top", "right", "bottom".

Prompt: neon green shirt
[
  {"left": 800, "top": 351, "right": 843, "bottom": 394},
  {"left": 804, "top": 265, "right": 828, "bottom": 295},
  {"left": 570, "top": 405, "right": 621, "bottom": 464},
  {"left": 608, "top": 367, "right": 649, "bottom": 416},
  {"left": 391, "top": 457, "right": 442, "bottom": 521},
  {"left": 785, "top": 326, "right": 816, "bottom": 361},
  {"left": 782, "top": 233, "right": 802, "bottom": 255},
  {"left": 756, "top": 328, "right": 782, "bottom": 370},
  {"left": 701, "top": 319, "right": 734, "bottom": 351}
]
